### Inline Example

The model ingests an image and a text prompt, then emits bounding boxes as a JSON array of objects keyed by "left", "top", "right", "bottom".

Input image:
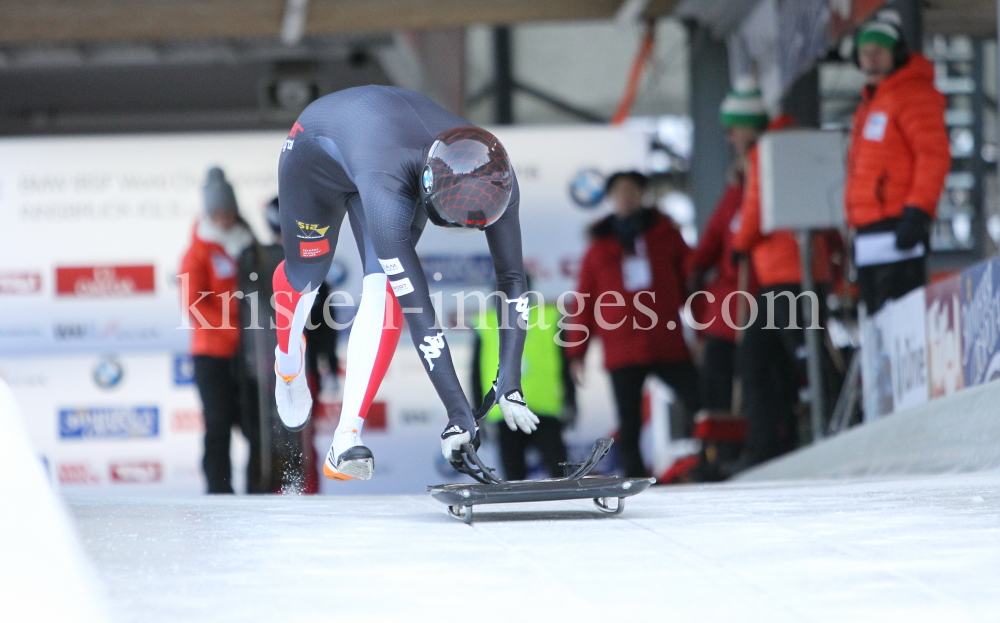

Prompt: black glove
[{"left": 894, "top": 206, "right": 930, "bottom": 250}]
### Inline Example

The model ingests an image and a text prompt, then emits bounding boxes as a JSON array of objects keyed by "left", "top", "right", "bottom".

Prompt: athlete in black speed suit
[{"left": 271, "top": 85, "right": 538, "bottom": 482}]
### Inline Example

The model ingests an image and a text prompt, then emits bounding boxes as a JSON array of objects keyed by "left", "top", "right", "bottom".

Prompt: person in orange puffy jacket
[
  {"left": 179, "top": 167, "right": 260, "bottom": 494},
  {"left": 846, "top": 10, "right": 949, "bottom": 314},
  {"left": 731, "top": 101, "right": 844, "bottom": 471},
  {"left": 685, "top": 76, "right": 764, "bottom": 411}
]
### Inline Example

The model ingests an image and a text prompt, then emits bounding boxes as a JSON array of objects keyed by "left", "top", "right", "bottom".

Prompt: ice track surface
[{"left": 69, "top": 471, "right": 1000, "bottom": 623}]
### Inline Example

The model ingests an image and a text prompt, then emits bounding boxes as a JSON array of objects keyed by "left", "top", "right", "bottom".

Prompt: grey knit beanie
[{"left": 203, "top": 167, "right": 239, "bottom": 217}]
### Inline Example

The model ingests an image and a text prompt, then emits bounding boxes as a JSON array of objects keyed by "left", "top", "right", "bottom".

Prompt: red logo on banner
[
  {"left": 170, "top": 408, "right": 204, "bottom": 433},
  {"left": 56, "top": 265, "right": 155, "bottom": 297},
  {"left": 110, "top": 461, "right": 162, "bottom": 483},
  {"left": 0, "top": 272, "right": 41, "bottom": 295},
  {"left": 57, "top": 463, "right": 100, "bottom": 485},
  {"left": 300, "top": 239, "right": 330, "bottom": 258}
]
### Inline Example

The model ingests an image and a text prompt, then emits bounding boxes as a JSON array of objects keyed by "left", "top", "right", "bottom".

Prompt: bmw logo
[
  {"left": 569, "top": 169, "right": 606, "bottom": 208},
  {"left": 93, "top": 357, "right": 124, "bottom": 390},
  {"left": 422, "top": 166, "right": 434, "bottom": 194}
]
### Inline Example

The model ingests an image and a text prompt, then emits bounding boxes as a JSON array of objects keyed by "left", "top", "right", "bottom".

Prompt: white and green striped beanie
[
  {"left": 719, "top": 75, "right": 768, "bottom": 130},
  {"left": 857, "top": 10, "right": 902, "bottom": 52}
]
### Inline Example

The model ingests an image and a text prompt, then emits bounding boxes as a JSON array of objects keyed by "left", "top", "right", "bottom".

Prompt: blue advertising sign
[
  {"left": 960, "top": 256, "right": 1000, "bottom": 388},
  {"left": 173, "top": 354, "right": 194, "bottom": 385},
  {"left": 420, "top": 254, "right": 495, "bottom": 287},
  {"left": 59, "top": 406, "right": 159, "bottom": 440}
]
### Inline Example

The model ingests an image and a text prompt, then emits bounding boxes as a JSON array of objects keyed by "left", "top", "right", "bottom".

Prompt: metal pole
[
  {"left": 798, "top": 230, "right": 825, "bottom": 442},
  {"left": 972, "top": 38, "right": 987, "bottom": 260},
  {"left": 890, "top": 0, "right": 923, "bottom": 51},
  {"left": 493, "top": 26, "right": 513, "bottom": 125},
  {"left": 686, "top": 22, "right": 731, "bottom": 233},
  {"left": 781, "top": 67, "right": 820, "bottom": 129}
]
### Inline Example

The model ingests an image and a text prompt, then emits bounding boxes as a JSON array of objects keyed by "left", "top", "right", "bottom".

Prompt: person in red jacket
[
  {"left": 685, "top": 77, "right": 765, "bottom": 410},
  {"left": 179, "top": 167, "right": 259, "bottom": 494},
  {"left": 732, "top": 114, "right": 843, "bottom": 470},
  {"left": 566, "top": 171, "right": 700, "bottom": 478},
  {"left": 846, "top": 10, "right": 949, "bottom": 314}
]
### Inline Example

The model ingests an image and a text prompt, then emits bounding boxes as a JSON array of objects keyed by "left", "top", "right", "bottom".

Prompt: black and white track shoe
[{"left": 323, "top": 431, "right": 374, "bottom": 481}]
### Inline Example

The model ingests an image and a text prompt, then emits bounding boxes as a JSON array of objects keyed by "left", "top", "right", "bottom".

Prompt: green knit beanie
[
  {"left": 719, "top": 75, "right": 768, "bottom": 130},
  {"left": 857, "top": 17, "right": 900, "bottom": 52}
]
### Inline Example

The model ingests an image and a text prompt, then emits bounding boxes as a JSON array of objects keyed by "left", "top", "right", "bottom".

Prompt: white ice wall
[
  {"left": 738, "top": 378, "right": 1000, "bottom": 482},
  {"left": 0, "top": 378, "right": 108, "bottom": 622}
]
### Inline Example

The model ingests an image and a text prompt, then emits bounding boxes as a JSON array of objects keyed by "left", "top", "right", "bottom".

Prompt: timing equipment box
[{"left": 758, "top": 129, "right": 847, "bottom": 232}]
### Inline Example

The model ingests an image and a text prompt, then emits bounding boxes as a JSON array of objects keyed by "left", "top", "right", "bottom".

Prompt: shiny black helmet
[{"left": 420, "top": 126, "right": 513, "bottom": 229}]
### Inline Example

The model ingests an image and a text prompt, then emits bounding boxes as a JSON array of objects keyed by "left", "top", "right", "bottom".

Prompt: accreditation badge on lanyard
[{"left": 622, "top": 237, "right": 653, "bottom": 292}]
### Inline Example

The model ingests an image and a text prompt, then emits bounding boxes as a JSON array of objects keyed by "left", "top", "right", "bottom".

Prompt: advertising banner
[
  {"left": 0, "top": 133, "right": 290, "bottom": 355},
  {"left": 1, "top": 125, "right": 648, "bottom": 493},
  {"left": 1, "top": 352, "right": 216, "bottom": 494},
  {"left": 887, "top": 288, "right": 928, "bottom": 413},
  {"left": 0, "top": 126, "right": 649, "bottom": 356},
  {"left": 961, "top": 256, "right": 1000, "bottom": 388},
  {"left": 860, "top": 305, "right": 894, "bottom": 422},
  {"left": 925, "top": 274, "right": 964, "bottom": 399}
]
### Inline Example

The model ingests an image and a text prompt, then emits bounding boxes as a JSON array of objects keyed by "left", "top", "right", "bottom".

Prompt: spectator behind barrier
[
  {"left": 846, "top": 9, "right": 950, "bottom": 314},
  {"left": 731, "top": 107, "right": 844, "bottom": 474},
  {"left": 179, "top": 167, "right": 261, "bottom": 494},
  {"left": 685, "top": 76, "right": 764, "bottom": 412},
  {"left": 565, "top": 171, "right": 700, "bottom": 478}
]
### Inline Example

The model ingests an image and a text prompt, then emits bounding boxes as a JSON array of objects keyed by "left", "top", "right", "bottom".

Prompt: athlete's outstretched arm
[
  {"left": 483, "top": 179, "right": 537, "bottom": 434},
  {"left": 484, "top": 178, "right": 528, "bottom": 397}
]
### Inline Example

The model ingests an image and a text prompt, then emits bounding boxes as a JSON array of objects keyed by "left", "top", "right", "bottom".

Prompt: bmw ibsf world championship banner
[
  {"left": 0, "top": 126, "right": 648, "bottom": 356},
  {"left": 0, "top": 126, "right": 653, "bottom": 494}
]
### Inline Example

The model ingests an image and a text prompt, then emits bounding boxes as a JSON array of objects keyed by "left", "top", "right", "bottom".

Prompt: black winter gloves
[{"left": 894, "top": 206, "right": 930, "bottom": 250}]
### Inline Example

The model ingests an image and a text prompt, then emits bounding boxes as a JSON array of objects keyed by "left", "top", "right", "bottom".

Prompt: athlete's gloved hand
[
  {"left": 895, "top": 206, "right": 930, "bottom": 250},
  {"left": 499, "top": 389, "right": 539, "bottom": 434},
  {"left": 440, "top": 421, "right": 475, "bottom": 461}
]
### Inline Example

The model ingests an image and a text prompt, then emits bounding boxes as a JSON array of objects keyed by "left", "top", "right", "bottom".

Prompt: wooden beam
[
  {"left": 306, "top": 0, "right": 623, "bottom": 34},
  {"left": 924, "top": 0, "right": 996, "bottom": 36},
  {"left": 925, "top": 6, "right": 997, "bottom": 36},
  {"left": 0, "top": 1, "right": 284, "bottom": 45},
  {"left": 0, "top": 0, "right": 682, "bottom": 46}
]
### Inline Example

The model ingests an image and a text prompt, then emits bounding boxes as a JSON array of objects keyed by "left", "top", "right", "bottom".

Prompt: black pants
[
  {"left": 857, "top": 256, "right": 927, "bottom": 316},
  {"left": 739, "top": 286, "right": 806, "bottom": 466},
  {"left": 700, "top": 336, "right": 736, "bottom": 411},
  {"left": 193, "top": 355, "right": 262, "bottom": 494},
  {"left": 609, "top": 362, "right": 700, "bottom": 478},
  {"left": 497, "top": 416, "right": 568, "bottom": 481}
]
